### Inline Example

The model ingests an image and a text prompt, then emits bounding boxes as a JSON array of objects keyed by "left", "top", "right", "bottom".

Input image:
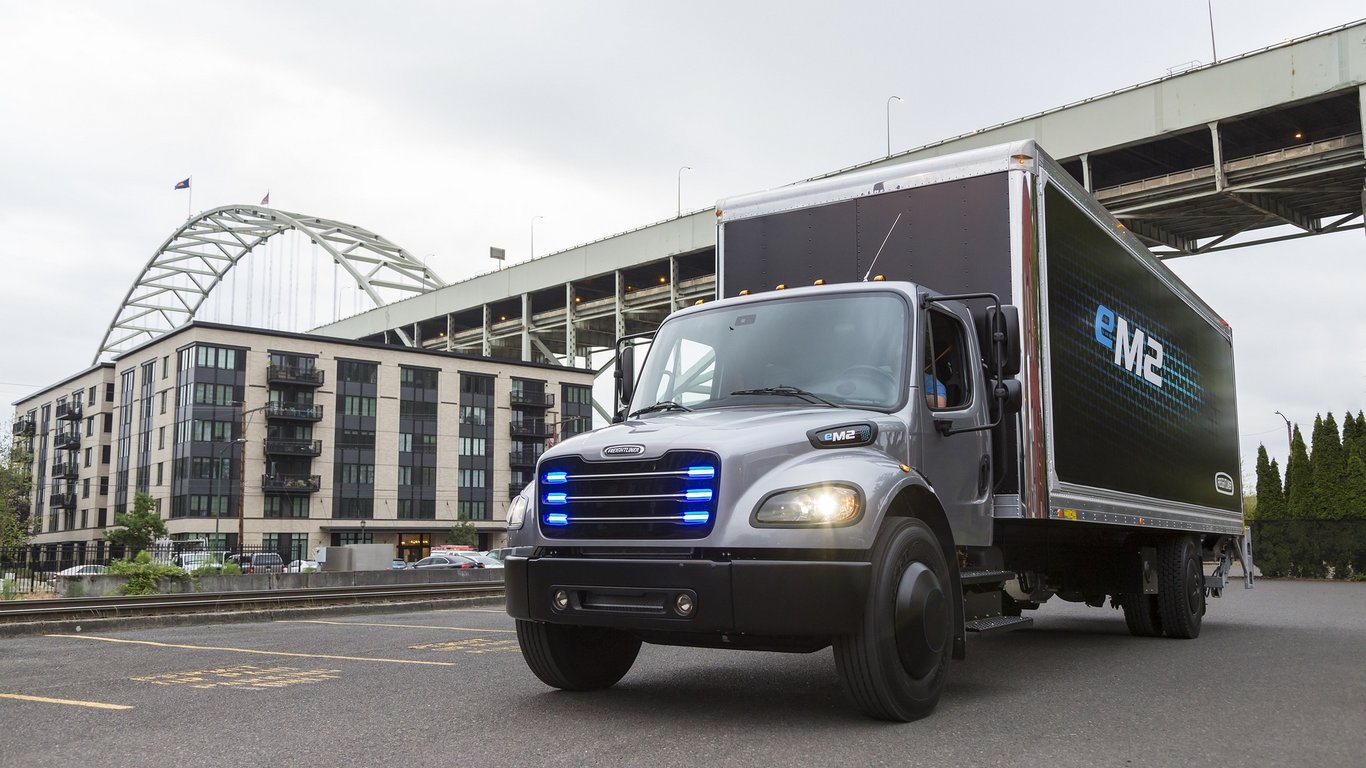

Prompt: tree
[
  {"left": 1285, "top": 425, "right": 1313, "bottom": 519},
  {"left": 0, "top": 438, "right": 33, "bottom": 549},
  {"left": 1253, "top": 445, "right": 1286, "bottom": 520},
  {"left": 1310, "top": 412, "right": 1346, "bottom": 519},
  {"left": 448, "top": 516, "right": 477, "bottom": 548},
  {"left": 104, "top": 492, "right": 168, "bottom": 557},
  {"left": 1344, "top": 442, "right": 1366, "bottom": 522}
]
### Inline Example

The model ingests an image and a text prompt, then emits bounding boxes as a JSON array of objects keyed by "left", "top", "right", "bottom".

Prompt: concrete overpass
[{"left": 315, "top": 19, "right": 1366, "bottom": 368}]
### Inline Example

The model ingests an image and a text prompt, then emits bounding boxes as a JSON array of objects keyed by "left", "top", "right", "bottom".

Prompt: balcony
[
  {"left": 264, "top": 403, "right": 324, "bottom": 422},
  {"left": 509, "top": 450, "right": 542, "bottom": 468},
  {"left": 264, "top": 438, "right": 323, "bottom": 457},
  {"left": 261, "top": 474, "right": 322, "bottom": 494},
  {"left": 56, "top": 401, "right": 83, "bottom": 421},
  {"left": 510, "top": 420, "right": 553, "bottom": 438},
  {"left": 50, "top": 460, "right": 79, "bottom": 479},
  {"left": 12, "top": 417, "right": 34, "bottom": 437},
  {"left": 54, "top": 431, "right": 81, "bottom": 450},
  {"left": 267, "top": 365, "right": 325, "bottom": 387},
  {"left": 510, "top": 390, "right": 555, "bottom": 408},
  {"left": 49, "top": 492, "right": 76, "bottom": 510}
]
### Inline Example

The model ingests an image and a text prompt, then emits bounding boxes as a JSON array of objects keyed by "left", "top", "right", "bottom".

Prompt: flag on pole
[
  {"left": 174, "top": 177, "right": 190, "bottom": 190},
  {"left": 261, "top": 191, "right": 270, "bottom": 206}
]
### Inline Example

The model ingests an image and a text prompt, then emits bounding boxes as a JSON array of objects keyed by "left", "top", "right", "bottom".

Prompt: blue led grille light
[
  {"left": 684, "top": 489, "right": 713, "bottom": 502},
  {"left": 545, "top": 513, "right": 569, "bottom": 526},
  {"left": 686, "top": 466, "right": 716, "bottom": 479},
  {"left": 545, "top": 492, "right": 568, "bottom": 505},
  {"left": 543, "top": 471, "right": 568, "bottom": 484},
  {"left": 681, "top": 511, "right": 710, "bottom": 524}
]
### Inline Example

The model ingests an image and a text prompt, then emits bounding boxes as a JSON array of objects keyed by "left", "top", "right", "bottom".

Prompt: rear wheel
[
  {"left": 515, "top": 620, "right": 642, "bottom": 690},
  {"left": 1157, "top": 535, "right": 1205, "bottom": 639},
  {"left": 834, "top": 517, "right": 953, "bottom": 721},
  {"left": 1120, "top": 592, "right": 1164, "bottom": 637}
]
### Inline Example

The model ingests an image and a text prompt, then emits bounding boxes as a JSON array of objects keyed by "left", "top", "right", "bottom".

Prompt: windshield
[{"left": 630, "top": 292, "right": 908, "bottom": 412}]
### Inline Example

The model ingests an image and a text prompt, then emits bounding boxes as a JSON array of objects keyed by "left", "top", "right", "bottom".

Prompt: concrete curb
[{"left": 0, "top": 594, "right": 507, "bottom": 639}]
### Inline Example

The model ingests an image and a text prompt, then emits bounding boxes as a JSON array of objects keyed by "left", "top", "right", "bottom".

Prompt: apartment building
[{"left": 9, "top": 322, "right": 595, "bottom": 563}]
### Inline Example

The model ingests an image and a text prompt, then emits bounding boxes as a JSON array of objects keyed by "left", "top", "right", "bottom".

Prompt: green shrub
[{"left": 108, "top": 551, "right": 186, "bottom": 595}]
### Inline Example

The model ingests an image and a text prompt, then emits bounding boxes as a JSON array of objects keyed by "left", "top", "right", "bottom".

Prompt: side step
[
  {"left": 965, "top": 615, "right": 1034, "bottom": 633},
  {"left": 960, "top": 567, "right": 1033, "bottom": 636}
]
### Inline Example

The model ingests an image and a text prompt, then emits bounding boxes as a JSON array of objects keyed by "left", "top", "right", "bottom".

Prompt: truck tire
[
  {"left": 1120, "top": 593, "right": 1164, "bottom": 637},
  {"left": 515, "top": 620, "right": 641, "bottom": 691},
  {"left": 1156, "top": 535, "right": 1204, "bottom": 639},
  {"left": 834, "top": 517, "right": 952, "bottom": 721}
]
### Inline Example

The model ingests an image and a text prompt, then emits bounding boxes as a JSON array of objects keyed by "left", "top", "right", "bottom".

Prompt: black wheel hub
[{"left": 893, "top": 562, "right": 948, "bottom": 679}]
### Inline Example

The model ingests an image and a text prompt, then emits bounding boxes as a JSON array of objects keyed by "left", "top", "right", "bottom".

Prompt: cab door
[{"left": 915, "top": 304, "right": 993, "bottom": 546}]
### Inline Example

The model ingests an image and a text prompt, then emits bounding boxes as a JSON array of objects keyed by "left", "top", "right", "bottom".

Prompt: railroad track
[{"left": 0, "top": 580, "right": 506, "bottom": 624}]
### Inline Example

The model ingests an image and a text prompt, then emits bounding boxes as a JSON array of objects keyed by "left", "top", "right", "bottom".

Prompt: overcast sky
[{"left": 1, "top": 1, "right": 1362, "bottom": 483}]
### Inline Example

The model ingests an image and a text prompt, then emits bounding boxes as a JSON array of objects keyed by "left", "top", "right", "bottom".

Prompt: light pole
[
  {"left": 677, "top": 166, "right": 692, "bottom": 217},
  {"left": 1274, "top": 410, "right": 1293, "bottom": 453},
  {"left": 530, "top": 215, "right": 543, "bottom": 260},
  {"left": 213, "top": 437, "right": 245, "bottom": 544},
  {"left": 886, "top": 96, "right": 903, "bottom": 157}
]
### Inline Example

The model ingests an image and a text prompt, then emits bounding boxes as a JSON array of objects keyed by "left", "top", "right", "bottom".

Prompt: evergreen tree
[
  {"left": 1344, "top": 411, "right": 1362, "bottom": 458},
  {"left": 1353, "top": 411, "right": 1366, "bottom": 463},
  {"left": 1310, "top": 413, "right": 1346, "bottom": 519},
  {"left": 1285, "top": 425, "right": 1313, "bottom": 519},
  {"left": 1344, "top": 441, "right": 1366, "bottom": 522},
  {"left": 1254, "top": 445, "right": 1286, "bottom": 519}
]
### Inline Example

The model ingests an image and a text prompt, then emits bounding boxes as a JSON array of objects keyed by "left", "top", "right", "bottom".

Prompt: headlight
[
  {"left": 507, "top": 494, "right": 528, "bottom": 529},
  {"left": 754, "top": 484, "right": 861, "bottom": 525}
]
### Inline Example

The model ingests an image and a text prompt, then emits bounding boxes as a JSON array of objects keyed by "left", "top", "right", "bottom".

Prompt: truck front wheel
[
  {"left": 515, "top": 620, "right": 642, "bottom": 691},
  {"left": 1157, "top": 535, "right": 1205, "bottom": 639},
  {"left": 834, "top": 517, "right": 952, "bottom": 721}
]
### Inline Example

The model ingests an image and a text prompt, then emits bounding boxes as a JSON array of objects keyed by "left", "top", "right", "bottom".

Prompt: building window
[
  {"left": 194, "top": 345, "right": 238, "bottom": 370},
  {"left": 102, "top": 445, "right": 111, "bottom": 464},
  {"left": 334, "top": 498, "right": 373, "bottom": 519},
  {"left": 340, "top": 463, "right": 375, "bottom": 484},
  {"left": 397, "top": 466, "right": 411, "bottom": 486},
  {"left": 84, "top": 447, "right": 92, "bottom": 468},
  {"left": 99, "top": 476, "right": 109, "bottom": 495},
  {"left": 86, "top": 416, "right": 94, "bottom": 437},
  {"left": 459, "top": 437, "right": 486, "bottom": 456},
  {"left": 457, "top": 468, "right": 486, "bottom": 488},
  {"left": 156, "top": 463, "right": 163, "bottom": 487},
  {"left": 158, "top": 426, "right": 165, "bottom": 450},
  {"left": 458, "top": 500, "right": 489, "bottom": 521},
  {"left": 82, "top": 478, "right": 90, "bottom": 499},
  {"left": 342, "top": 396, "right": 376, "bottom": 417},
  {"left": 338, "top": 428, "right": 375, "bottom": 447},
  {"left": 460, "top": 374, "right": 492, "bottom": 395},
  {"left": 459, "top": 405, "right": 486, "bottom": 426},
  {"left": 397, "top": 433, "right": 412, "bottom": 452},
  {"left": 335, "top": 531, "right": 372, "bottom": 545},
  {"left": 159, "top": 390, "right": 167, "bottom": 413},
  {"left": 400, "top": 367, "right": 439, "bottom": 389},
  {"left": 338, "top": 361, "right": 378, "bottom": 385}
]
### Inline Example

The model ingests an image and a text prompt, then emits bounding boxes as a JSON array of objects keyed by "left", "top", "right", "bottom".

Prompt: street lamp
[
  {"left": 677, "top": 166, "right": 692, "bottom": 217},
  {"left": 530, "top": 215, "right": 543, "bottom": 260},
  {"left": 213, "top": 437, "right": 246, "bottom": 543},
  {"left": 886, "top": 96, "right": 903, "bottom": 157},
  {"left": 1274, "top": 410, "right": 1293, "bottom": 452}
]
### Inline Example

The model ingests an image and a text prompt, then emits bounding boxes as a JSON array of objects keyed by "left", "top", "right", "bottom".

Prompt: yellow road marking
[
  {"left": 279, "top": 619, "right": 514, "bottom": 633},
  {"left": 46, "top": 634, "right": 456, "bottom": 666},
  {"left": 0, "top": 693, "right": 132, "bottom": 710},
  {"left": 132, "top": 664, "right": 341, "bottom": 689}
]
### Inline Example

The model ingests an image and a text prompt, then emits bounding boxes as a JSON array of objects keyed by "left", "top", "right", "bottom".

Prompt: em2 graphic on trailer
[{"left": 1043, "top": 184, "right": 1240, "bottom": 512}]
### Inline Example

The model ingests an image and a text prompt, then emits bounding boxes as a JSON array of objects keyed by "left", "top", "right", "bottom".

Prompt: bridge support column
[
  {"left": 565, "top": 283, "right": 578, "bottom": 369},
  {"left": 481, "top": 305, "right": 491, "bottom": 357},
  {"left": 669, "top": 256, "right": 680, "bottom": 311},
  {"left": 1080, "top": 153, "right": 1092, "bottom": 192},
  {"left": 1209, "top": 121, "right": 1226, "bottom": 191},
  {"left": 521, "top": 294, "right": 532, "bottom": 362},
  {"left": 445, "top": 313, "right": 453, "bottom": 352},
  {"left": 614, "top": 270, "right": 626, "bottom": 340}
]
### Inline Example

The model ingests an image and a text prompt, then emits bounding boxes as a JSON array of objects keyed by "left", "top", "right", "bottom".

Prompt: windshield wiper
[
  {"left": 629, "top": 400, "right": 694, "bottom": 418},
  {"left": 728, "top": 385, "right": 837, "bottom": 407}
]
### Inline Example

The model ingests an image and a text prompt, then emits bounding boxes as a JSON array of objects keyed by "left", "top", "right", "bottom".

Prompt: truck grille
[{"left": 536, "top": 451, "right": 720, "bottom": 539}]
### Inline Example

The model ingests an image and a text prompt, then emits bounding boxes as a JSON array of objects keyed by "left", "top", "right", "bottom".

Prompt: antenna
[{"left": 862, "top": 212, "right": 903, "bottom": 282}]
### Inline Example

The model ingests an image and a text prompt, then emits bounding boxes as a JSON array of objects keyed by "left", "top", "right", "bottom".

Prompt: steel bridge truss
[{"left": 95, "top": 205, "right": 444, "bottom": 363}]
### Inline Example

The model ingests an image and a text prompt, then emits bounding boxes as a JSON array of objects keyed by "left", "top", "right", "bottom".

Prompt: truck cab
[{"left": 505, "top": 280, "right": 1019, "bottom": 721}]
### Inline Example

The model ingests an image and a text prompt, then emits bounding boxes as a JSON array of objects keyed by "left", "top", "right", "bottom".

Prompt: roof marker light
[
  {"left": 684, "top": 489, "right": 713, "bottom": 502},
  {"left": 872, "top": 275, "right": 885, "bottom": 282},
  {"left": 545, "top": 492, "right": 568, "bottom": 505},
  {"left": 543, "top": 471, "right": 568, "bottom": 484},
  {"left": 686, "top": 466, "right": 716, "bottom": 479},
  {"left": 545, "top": 513, "right": 569, "bottom": 526}
]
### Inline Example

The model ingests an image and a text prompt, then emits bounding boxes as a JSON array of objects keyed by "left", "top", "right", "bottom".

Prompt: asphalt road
[{"left": 0, "top": 579, "right": 1361, "bottom": 768}]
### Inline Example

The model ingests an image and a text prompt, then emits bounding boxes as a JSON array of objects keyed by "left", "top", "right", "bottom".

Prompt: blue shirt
[{"left": 924, "top": 373, "right": 946, "bottom": 399}]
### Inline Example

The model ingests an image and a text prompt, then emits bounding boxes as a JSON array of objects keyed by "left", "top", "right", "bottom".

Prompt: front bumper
[{"left": 505, "top": 553, "right": 870, "bottom": 636}]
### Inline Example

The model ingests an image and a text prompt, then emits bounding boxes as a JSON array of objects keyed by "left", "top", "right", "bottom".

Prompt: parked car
[
  {"left": 174, "top": 552, "right": 225, "bottom": 572},
  {"left": 410, "top": 554, "right": 481, "bottom": 570},
  {"left": 50, "top": 564, "right": 107, "bottom": 585},
  {"left": 284, "top": 559, "right": 319, "bottom": 573},
  {"left": 484, "top": 546, "right": 533, "bottom": 562},
  {"left": 460, "top": 553, "right": 504, "bottom": 569},
  {"left": 391, "top": 559, "right": 408, "bottom": 570},
  {"left": 228, "top": 553, "right": 285, "bottom": 574}
]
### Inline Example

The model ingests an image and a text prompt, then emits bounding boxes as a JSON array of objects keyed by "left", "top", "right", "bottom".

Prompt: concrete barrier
[{"left": 58, "top": 568, "right": 503, "bottom": 597}]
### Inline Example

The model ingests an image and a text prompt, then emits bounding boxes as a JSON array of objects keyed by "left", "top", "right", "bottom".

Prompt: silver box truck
[{"left": 504, "top": 140, "right": 1251, "bottom": 721}]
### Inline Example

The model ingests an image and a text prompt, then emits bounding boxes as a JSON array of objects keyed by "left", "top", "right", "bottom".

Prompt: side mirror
[
  {"left": 614, "top": 343, "right": 636, "bottom": 416},
  {"left": 977, "top": 306, "right": 1021, "bottom": 378}
]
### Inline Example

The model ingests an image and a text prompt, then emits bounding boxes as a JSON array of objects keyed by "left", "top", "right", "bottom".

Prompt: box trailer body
[
  {"left": 505, "top": 140, "right": 1250, "bottom": 721},
  {"left": 717, "top": 140, "right": 1243, "bottom": 537}
]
